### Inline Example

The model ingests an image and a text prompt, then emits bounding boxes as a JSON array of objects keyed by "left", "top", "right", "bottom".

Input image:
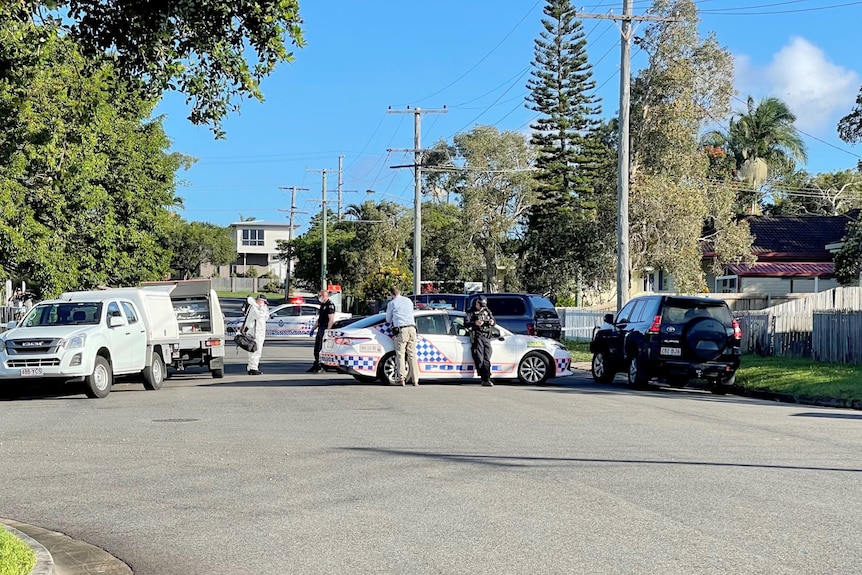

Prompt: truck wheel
[
  {"left": 211, "top": 368, "right": 225, "bottom": 379},
  {"left": 142, "top": 353, "right": 165, "bottom": 390},
  {"left": 84, "top": 356, "right": 113, "bottom": 399}
]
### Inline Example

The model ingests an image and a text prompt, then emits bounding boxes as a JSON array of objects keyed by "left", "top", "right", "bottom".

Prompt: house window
[
  {"left": 242, "top": 229, "right": 265, "bottom": 246},
  {"left": 714, "top": 274, "right": 738, "bottom": 293}
]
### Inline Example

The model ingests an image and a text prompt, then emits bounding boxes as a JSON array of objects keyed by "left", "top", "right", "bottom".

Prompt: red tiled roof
[{"left": 727, "top": 262, "right": 834, "bottom": 277}]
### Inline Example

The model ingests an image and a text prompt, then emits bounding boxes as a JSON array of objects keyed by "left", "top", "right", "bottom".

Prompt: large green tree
[
  {"left": 521, "top": 0, "right": 608, "bottom": 298},
  {"left": 0, "top": 15, "right": 188, "bottom": 296},
  {"left": 768, "top": 169, "right": 862, "bottom": 216},
  {"left": 838, "top": 85, "right": 862, "bottom": 168},
  {"left": 630, "top": 0, "right": 751, "bottom": 293},
  {"left": 15, "top": 0, "right": 304, "bottom": 136},
  {"left": 426, "top": 126, "right": 536, "bottom": 292},
  {"left": 834, "top": 219, "right": 862, "bottom": 286}
]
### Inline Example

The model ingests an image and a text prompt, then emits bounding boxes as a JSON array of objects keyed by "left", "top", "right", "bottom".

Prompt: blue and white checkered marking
[
  {"left": 556, "top": 358, "right": 570, "bottom": 372},
  {"left": 416, "top": 338, "right": 448, "bottom": 362},
  {"left": 321, "top": 353, "right": 377, "bottom": 371}
]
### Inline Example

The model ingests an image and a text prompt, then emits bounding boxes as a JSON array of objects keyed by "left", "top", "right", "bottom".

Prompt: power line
[{"left": 701, "top": 0, "right": 862, "bottom": 15}]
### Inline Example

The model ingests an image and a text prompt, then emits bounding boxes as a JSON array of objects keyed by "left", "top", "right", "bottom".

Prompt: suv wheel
[
  {"left": 627, "top": 356, "right": 649, "bottom": 389},
  {"left": 591, "top": 352, "right": 615, "bottom": 384}
]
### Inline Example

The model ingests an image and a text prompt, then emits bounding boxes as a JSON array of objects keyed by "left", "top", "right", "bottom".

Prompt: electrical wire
[{"left": 701, "top": 0, "right": 862, "bottom": 15}]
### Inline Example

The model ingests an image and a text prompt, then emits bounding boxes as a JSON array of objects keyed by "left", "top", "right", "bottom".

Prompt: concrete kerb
[
  {"left": 0, "top": 518, "right": 132, "bottom": 575},
  {"left": 1, "top": 521, "right": 55, "bottom": 575}
]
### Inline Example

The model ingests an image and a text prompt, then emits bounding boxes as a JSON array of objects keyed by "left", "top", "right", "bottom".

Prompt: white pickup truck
[{"left": 0, "top": 288, "right": 180, "bottom": 398}]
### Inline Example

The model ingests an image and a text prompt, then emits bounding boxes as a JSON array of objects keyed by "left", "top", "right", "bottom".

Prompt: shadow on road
[{"left": 341, "top": 447, "right": 862, "bottom": 474}]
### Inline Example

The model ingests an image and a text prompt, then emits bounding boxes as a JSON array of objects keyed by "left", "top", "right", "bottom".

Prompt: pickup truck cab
[{"left": 0, "top": 288, "right": 180, "bottom": 398}]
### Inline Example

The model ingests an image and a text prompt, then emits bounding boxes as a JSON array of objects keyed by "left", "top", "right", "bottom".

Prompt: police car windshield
[{"left": 22, "top": 303, "right": 102, "bottom": 327}]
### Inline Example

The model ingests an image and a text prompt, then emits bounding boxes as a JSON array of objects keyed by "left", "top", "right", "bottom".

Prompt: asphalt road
[{"left": 1, "top": 341, "right": 860, "bottom": 575}]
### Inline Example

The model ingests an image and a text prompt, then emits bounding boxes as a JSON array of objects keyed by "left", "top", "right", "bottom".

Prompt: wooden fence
[{"left": 734, "top": 287, "right": 862, "bottom": 363}]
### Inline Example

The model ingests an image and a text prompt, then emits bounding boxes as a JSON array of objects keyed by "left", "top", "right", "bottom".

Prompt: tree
[
  {"left": 769, "top": 169, "right": 862, "bottom": 216},
  {"left": 0, "top": 15, "right": 188, "bottom": 296},
  {"left": 521, "top": 0, "right": 608, "bottom": 298},
  {"left": 421, "top": 202, "right": 480, "bottom": 288},
  {"left": 279, "top": 208, "right": 357, "bottom": 293},
  {"left": 629, "top": 0, "right": 751, "bottom": 293},
  {"left": 838, "top": 86, "right": 862, "bottom": 158},
  {"left": 834, "top": 219, "right": 862, "bottom": 286},
  {"left": 426, "top": 126, "right": 536, "bottom": 292},
  {"left": 706, "top": 95, "right": 807, "bottom": 212},
  {"left": 165, "top": 219, "right": 236, "bottom": 279},
  {"left": 15, "top": 0, "right": 305, "bottom": 137}
]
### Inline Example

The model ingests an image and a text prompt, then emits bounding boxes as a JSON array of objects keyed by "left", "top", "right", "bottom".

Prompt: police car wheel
[
  {"left": 518, "top": 352, "right": 550, "bottom": 385},
  {"left": 376, "top": 352, "right": 398, "bottom": 385}
]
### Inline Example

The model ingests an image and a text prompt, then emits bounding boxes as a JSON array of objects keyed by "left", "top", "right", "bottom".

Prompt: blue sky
[{"left": 156, "top": 0, "right": 862, "bottom": 230}]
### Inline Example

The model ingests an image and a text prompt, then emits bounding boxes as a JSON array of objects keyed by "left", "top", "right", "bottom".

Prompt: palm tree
[{"left": 706, "top": 95, "right": 807, "bottom": 212}]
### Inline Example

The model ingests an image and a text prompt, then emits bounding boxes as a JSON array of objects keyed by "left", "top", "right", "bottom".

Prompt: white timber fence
[
  {"left": 556, "top": 308, "right": 607, "bottom": 341},
  {"left": 734, "top": 287, "right": 862, "bottom": 363}
]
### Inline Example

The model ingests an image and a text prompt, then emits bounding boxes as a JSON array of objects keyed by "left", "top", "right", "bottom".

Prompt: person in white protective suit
[{"left": 242, "top": 294, "right": 269, "bottom": 375}]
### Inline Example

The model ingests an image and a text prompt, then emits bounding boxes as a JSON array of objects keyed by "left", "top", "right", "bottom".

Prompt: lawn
[
  {"left": 0, "top": 528, "right": 36, "bottom": 575},
  {"left": 565, "top": 340, "right": 862, "bottom": 403},
  {"left": 736, "top": 355, "right": 862, "bottom": 402}
]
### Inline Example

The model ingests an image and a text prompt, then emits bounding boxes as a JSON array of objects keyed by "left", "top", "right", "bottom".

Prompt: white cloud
[{"left": 734, "top": 37, "right": 859, "bottom": 133}]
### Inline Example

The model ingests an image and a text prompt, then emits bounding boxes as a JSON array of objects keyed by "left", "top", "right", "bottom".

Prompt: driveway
[{"left": 0, "top": 341, "right": 860, "bottom": 574}]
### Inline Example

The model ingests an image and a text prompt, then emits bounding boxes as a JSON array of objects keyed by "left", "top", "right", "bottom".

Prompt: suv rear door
[{"left": 657, "top": 298, "right": 734, "bottom": 362}]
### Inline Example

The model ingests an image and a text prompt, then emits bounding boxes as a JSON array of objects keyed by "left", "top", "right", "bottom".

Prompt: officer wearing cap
[{"left": 465, "top": 296, "right": 496, "bottom": 386}]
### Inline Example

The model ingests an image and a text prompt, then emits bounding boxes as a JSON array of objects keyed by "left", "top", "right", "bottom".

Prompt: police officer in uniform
[
  {"left": 308, "top": 289, "right": 336, "bottom": 373},
  {"left": 466, "top": 296, "right": 496, "bottom": 386}
]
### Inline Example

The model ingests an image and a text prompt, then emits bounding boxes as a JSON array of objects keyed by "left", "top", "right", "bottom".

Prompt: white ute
[{"left": 0, "top": 288, "right": 180, "bottom": 398}]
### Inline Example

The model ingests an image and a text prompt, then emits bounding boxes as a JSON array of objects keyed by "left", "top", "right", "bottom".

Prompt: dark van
[{"left": 466, "top": 293, "right": 562, "bottom": 340}]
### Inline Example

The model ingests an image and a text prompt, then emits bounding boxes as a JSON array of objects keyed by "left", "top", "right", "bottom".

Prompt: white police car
[
  {"left": 225, "top": 302, "right": 351, "bottom": 340},
  {"left": 320, "top": 309, "right": 573, "bottom": 385}
]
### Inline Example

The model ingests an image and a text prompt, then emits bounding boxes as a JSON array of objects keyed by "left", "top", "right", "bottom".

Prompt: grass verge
[
  {"left": 736, "top": 356, "right": 862, "bottom": 402},
  {"left": 565, "top": 341, "right": 862, "bottom": 403},
  {"left": 0, "top": 528, "right": 36, "bottom": 575},
  {"left": 562, "top": 339, "right": 592, "bottom": 363}
]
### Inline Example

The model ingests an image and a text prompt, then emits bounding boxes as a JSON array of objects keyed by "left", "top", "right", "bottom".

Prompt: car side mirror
[
  {"left": 603, "top": 313, "right": 614, "bottom": 325},
  {"left": 109, "top": 316, "right": 124, "bottom": 328},
  {"left": 490, "top": 327, "right": 502, "bottom": 339},
  {"left": 6, "top": 321, "right": 17, "bottom": 330}
]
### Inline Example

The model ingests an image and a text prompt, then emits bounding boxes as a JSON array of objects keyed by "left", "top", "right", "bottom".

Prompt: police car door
[{"left": 415, "top": 313, "right": 465, "bottom": 379}]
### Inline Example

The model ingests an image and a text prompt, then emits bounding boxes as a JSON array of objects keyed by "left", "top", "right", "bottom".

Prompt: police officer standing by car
[
  {"left": 466, "top": 296, "right": 496, "bottom": 387},
  {"left": 307, "top": 289, "right": 336, "bottom": 373}
]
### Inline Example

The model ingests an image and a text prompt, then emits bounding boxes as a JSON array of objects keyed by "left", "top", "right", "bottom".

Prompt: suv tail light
[
  {"left": 732, "top": 319, "right": 742, "bottom": 340},
  {"left": 647, "top": 315, "right": 662, "bottom": 334},
  {"left": 527, "top": 323, "right": 535, "bottom": 336}
]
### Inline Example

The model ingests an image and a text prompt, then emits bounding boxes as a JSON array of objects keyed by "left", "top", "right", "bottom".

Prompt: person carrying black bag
[{"left": 466, "top": 296, "right": 496, "bottom": 387}]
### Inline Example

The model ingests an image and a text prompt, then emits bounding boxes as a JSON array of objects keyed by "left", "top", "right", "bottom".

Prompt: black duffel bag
[{"left": 234, "top": 332, "right": 257, "bottom": 352}]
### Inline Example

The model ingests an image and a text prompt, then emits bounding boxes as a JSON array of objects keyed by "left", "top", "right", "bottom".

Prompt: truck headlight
[{"left": 61, "top": 333, "right": 87, "bottom": 350}]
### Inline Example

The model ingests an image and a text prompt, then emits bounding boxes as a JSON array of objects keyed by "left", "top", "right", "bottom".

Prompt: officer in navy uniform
[
  {"left": 308, "top": 289, "right": 336, "bottom": 373},
  {"left": 465, "top": 296, "right": 496, "bottom": 386}
]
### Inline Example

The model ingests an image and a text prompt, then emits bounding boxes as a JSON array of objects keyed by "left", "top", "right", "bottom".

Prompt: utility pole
[
  {"left": 337, "top": 155, "right": 344, "bottom": 221},
  {"left": 387, "top": 106, "right": 447, "bottom": 296},
  {"left": 307, "top": 168, "right": 337, "bottom": 291},
  {"left": 577, "top": 3, "right": 677, "bottom": 311},
  {"left": 277, "top": 186, "right": 309, "bottom": 298}
]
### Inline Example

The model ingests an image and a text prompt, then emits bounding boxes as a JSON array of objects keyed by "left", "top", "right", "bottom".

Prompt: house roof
[
  {"left": 745, "top": 211, "right": 858, "bottom": 256},
  {"left": 727, "top": 262, "right": 834, "bottom": 277}
]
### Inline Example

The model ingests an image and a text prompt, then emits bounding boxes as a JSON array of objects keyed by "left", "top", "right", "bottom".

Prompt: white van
[{"left": 0, "top": 288, "right": 180, "bottom": 398}]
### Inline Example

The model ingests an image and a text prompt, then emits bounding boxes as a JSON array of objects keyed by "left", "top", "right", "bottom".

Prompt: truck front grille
[{"left": 7, "top": 358, "right": 61, "bottom": 367}]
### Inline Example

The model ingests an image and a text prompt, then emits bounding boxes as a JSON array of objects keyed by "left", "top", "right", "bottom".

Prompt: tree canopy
[
  {"left": 0, "top": 15, "right": 188, "bottom": 296},
  {"left": 15, "top": 0, "right": 305, "bottom": 137}
]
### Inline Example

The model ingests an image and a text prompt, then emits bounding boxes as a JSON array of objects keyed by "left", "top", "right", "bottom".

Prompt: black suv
[
  {"left": 589, "top": 295, "right": 741, "bottom": 393},
  {"left": 466, "top": 293, "right": 562, "bottom": 340},
  {"left": 408, "top": 293, "right": 468, "bottom": 311}
]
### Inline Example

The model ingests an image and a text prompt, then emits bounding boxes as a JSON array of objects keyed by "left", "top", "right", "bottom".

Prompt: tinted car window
[
  {"left": 616, "top": 300, "right": 637, "bottom": 323},
  {"left": 662, "top": 299, "right": 732, "bottom": 326},
  {"left": 343, "top": 313, "right": 386, "bottom": 329},
  {"left": 529, "top": 296, "right": 558, "bottom": 319},
  {"left": 629, "top": 300, "right": 646, "bottom": 323},
  {"left": 121, "top": 302, "right": 139, "bottom": 324},
  {"left": 638, "top": 298, "right": 661, "bottom": 322},
  {"left": 487, "top": 297, "right": 526, "bottom": 316}
]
